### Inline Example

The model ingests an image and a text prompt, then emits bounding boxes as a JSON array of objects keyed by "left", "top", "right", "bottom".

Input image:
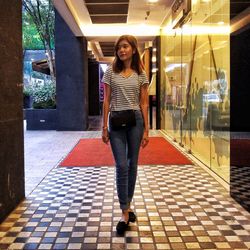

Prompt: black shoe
[
  {"left": 116, "top": 220, "right": 129, "bottom": 235},
  {"left": 129, "top": 211, "right": 136, "bottom": 222}
]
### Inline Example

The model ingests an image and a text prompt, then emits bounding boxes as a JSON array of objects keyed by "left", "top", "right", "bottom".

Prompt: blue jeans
[{"left": 109, "top": 110, "right": 144, "bottom": 210}]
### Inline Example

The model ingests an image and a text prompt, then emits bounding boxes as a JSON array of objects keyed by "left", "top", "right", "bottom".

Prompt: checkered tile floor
[{"left": 1, "top": 164, "right": 250, "bottom": 249}]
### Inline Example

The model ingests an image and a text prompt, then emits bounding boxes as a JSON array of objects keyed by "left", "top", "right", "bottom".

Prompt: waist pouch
[{"left": 110, "top": 110, "right": 136, "bottom": 130}]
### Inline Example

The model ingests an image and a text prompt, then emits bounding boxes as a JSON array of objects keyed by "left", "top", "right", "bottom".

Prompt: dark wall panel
[
  {"left": 230, "top": 28, "right": 250, "bottom": 212},
  {"left": 0, "top": 0, "right": 25, "bottom": 222},
  {"left": 88, "top": 60, "right": 100, "bottom": 115},
  {"left": 55, "top": 10, "right": 88, "bottom": 130},
  {"left": 230, "top": 29, "right": 250, "bottom": 132}
]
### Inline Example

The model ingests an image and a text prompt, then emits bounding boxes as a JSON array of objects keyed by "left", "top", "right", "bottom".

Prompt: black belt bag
[{"left": 110, "top": 110, "right": 136, "bottom": 130}]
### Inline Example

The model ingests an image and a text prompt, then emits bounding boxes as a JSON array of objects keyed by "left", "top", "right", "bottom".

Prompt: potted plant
[{"left": 26, "top": 80, "right": 57, "bottom": 130}]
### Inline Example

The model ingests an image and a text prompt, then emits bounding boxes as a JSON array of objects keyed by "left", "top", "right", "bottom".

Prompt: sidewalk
[{"left": 24, "top": 120, "right": 102, "bottom": 196}]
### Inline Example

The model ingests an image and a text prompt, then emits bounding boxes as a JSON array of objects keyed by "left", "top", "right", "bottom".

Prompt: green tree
[
  {"left": 22, "top": 0, "right": 55, "bottom": 78},
  {"left": 23, "top": 11, "right": 44, "bottom": 50}
]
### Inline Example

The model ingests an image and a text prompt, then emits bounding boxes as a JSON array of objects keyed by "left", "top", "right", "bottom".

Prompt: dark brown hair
[{"left": 112, "top": 35, "right": 144, "bottom": 74}]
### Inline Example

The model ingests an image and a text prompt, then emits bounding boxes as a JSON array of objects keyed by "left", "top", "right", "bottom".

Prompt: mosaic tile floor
[{"left": 1, "top": 163, "right": 250, "bottom": 250}]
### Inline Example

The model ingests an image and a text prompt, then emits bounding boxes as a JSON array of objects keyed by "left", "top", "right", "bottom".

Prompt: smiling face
[{"left": 116, "top": 39, "right": 134, "bottom": 62}]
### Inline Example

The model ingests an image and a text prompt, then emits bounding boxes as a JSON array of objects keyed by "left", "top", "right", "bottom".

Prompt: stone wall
[
  {"left": 55, "top": 10, "right": 89, "bottom": 131},
  {"left": 0, "top": 0, "right": 25, "bottom": 222}
]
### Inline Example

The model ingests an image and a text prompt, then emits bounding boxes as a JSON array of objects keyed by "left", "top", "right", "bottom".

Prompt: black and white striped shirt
[{"left": 102, "top": 66, "right": 149, "bottom": 111}]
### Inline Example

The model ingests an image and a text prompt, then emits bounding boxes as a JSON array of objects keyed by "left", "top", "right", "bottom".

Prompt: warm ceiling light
[
  {"left": 147, "top": 0, "right": 159, "bottom": 3},
  {"left": 217, "top": 21, "right": 225, "bottom": 25},
  {"left": 80, "top": 24, "right": 160, "bottom": 37}
]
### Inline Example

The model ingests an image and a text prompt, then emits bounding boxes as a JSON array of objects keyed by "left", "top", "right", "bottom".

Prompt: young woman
[{"left": 101, "top": 35, "right": 149, "bottom": 234}]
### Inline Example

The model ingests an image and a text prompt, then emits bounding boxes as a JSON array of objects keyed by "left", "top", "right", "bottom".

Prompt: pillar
[
  {"left": 55, "top": 10, "right": 88, "bottom": 130},
  {"left": 0, "top": 0, "right": 25, "bottom": 222}
]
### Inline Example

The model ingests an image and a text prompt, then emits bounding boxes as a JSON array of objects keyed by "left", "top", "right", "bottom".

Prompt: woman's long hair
[{"left": 112, "top": 35, "right": 144, "bottom": 75}]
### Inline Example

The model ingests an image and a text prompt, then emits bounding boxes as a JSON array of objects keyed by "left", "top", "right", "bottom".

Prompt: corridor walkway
[{"left": 0, "top": 121, "right": 250, "bottom": 249}]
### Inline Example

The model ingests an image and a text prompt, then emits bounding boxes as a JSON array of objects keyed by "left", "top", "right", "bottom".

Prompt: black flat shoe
[
  {"left": 116, "top": 220, "right": 129, "bottom": 235},
  {"left": 129, "top": 211, "right": 136, "bottom": 222}
]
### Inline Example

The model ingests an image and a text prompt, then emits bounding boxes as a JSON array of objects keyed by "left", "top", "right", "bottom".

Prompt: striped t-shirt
[{"left": 102, "top": 66, "right": 149, "bottom": 111}]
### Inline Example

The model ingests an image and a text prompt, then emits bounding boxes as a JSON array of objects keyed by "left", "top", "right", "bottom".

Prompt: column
[{"left": 0, "top": 0, "right": 25, "bottom": 222}]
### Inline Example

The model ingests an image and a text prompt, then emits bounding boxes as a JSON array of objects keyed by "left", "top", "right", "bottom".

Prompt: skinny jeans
[{"left": 109, "top": 110, "right": 144, "bottom": 210}]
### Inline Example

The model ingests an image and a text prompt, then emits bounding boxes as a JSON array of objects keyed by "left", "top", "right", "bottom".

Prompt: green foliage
[
  {"left": 23, "top": 85, "right": 32, "bottom": 97},
  {"left": 32, "top": 70, "right": 47, "bottom": 80},
  {"left": 31, "top": 80, "right": 56, "bottom": 109},
  {"left": 23, "top": 11, "right": 44, "bottom": 50},
  {"left": 22, "top": 0, "right": 55, "bottom": 50}
]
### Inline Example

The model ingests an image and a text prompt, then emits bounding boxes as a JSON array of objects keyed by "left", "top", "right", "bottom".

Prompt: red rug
[{"left": 60, "top": 137, "right": 193, "bottom": 167}]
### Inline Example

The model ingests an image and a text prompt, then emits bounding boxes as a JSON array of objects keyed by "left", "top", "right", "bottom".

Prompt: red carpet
[{"left": 60, "top": 137, "right": 193, "bottom": 167}]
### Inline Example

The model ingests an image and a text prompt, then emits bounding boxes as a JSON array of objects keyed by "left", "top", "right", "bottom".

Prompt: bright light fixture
[
  {"left": 80, "top": 24, "right": 160, "bottom": 37},
  {"left": 165, "top": 63, "right": 186, "bottom": 72},
  {"left": 147, "top": 0, "right": 159, "bottom": 3}
]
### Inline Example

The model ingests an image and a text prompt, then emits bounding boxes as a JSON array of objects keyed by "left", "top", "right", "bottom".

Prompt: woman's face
[{"left": 117, "top": 39, "right": 134, "bottom": 62}]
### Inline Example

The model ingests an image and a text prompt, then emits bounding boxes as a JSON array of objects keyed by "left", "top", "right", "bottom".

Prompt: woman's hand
[
  {"left": 141, "top": 130, "right": 149, "bottom": 148},
  {"left": 140, "top": 84, "right": 149, "bottom": 148},
  {"left": 102, "top": 127, "right": 109, "bottom": 144},
  {"left": 102, "top": 84, "right": 111, "bottom": 144}
]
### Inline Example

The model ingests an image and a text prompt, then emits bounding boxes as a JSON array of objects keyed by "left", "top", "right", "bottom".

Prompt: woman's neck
[{"left": 123, "top": 59, "right": 132, "bottom": 70}]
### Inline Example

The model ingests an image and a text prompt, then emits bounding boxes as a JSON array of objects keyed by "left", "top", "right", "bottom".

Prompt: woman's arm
[
  {"left": 140, "top": 84, "right": 149, "bottom": 148},
  {"left": 102, "top": 84, "right": 111, "bottom": 144}
]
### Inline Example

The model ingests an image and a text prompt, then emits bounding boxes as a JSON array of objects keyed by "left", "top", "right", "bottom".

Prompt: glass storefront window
[{"left": 161, "top": 0, "right": 230, "bottom": 182}]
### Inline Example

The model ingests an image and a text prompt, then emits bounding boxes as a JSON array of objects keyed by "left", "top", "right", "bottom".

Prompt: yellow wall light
[{"left": 162, "top": 24, "right": 230, "bottom": 35}]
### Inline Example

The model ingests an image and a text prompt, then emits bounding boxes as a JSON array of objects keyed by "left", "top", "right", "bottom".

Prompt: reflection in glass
[{"left": 161, "top": 0, "right": 230, "bottom": 182}]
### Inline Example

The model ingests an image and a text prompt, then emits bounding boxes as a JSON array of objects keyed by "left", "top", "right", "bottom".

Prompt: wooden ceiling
[
  {"left": 85, "top": 0, "right": 129, "bottom": 24},
  {"left": 54, "top": 0, "right": 174, "bottom": 61},
  {"left": 99, "top": 42, "right": 115, "bottom": 57},
  {"left": 84, "top": 0, "right": 129, "bottom": 57}
]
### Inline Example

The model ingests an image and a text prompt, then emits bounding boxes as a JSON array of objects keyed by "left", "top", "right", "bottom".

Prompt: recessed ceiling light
[{"left": 147, "top": 0, "right": 159, "bottom": 3}]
